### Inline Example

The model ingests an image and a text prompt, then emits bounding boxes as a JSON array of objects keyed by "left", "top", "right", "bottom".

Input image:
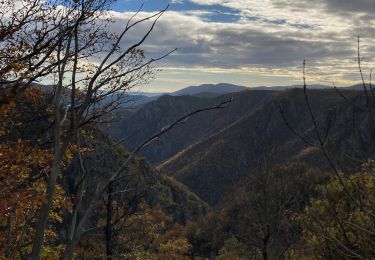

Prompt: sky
[{"left": 106, "top": 0, "right": 375, "bottom": 92}]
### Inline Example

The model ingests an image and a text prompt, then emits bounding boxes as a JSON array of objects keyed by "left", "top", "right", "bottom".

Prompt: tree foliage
[
  {"left": 78, "top": 202, "right": 192, "bottom": 259},
  {"left": 298, "top": 161, "right": 375, "bottom": 259},
  {"left": 0, "top": 88, "right": 71, "bottom": 259}
]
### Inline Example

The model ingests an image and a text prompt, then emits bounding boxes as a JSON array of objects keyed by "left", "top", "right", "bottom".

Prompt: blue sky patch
[{"left": 111, "top": 0, "right": 241, "bottom": 23}]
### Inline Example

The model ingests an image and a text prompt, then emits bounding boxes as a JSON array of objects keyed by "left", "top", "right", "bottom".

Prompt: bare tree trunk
[
  {"left": 63, "top": 186, "right": 102, "bottom": 259},
  {"left": 106, "top": 183, "right": 114, "bottom": 259},
  {"left": 209, "top": 250, "right": 216, "bottom": 260},
  {"left": 6, "top": 209, "right": 14, "bottom": 259},
  {"left": 262, "top": 231, "right": 270, "bottom": 260},
  {"left": 29, "top": 133, "right": 65, "bottom": 259},
  {"left": 29, "top": 34, "right": 73, "bottom": 259},
  {"left": 63, "top": 239, "right": 79, "bottom": 260}
]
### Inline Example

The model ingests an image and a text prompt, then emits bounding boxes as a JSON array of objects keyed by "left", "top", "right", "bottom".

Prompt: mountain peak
[{"left": 172, "top": 83, "right": 248, "bottom": 96}]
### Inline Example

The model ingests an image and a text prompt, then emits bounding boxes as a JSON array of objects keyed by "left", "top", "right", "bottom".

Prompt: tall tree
[
  {"left": 1, "top": 0, "right": 171, "bottom": 258},
  {"left": 0, "top": 87, "right": 70, "bottom": 259},
  {"left": 1, "top": 1, "right": 232, "bottom": 258}
]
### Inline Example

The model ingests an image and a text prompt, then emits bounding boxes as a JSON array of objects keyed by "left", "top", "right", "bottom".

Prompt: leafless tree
[{"left": 279, "top": 36, "right": 375, "bottom": 258}]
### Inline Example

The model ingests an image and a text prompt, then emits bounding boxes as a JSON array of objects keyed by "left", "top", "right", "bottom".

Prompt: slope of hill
[
  {"left": 107, "top": 90, "right": 277, "bottom": 164},
  {"left": 64, "top": 128, "right": 208, "bottom": 223},
  {"left": 158, "top": 89, "right": 371, "bottom": 205}
]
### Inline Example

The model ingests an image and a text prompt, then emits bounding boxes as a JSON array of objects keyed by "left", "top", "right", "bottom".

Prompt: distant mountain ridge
[
  {"left": 105, "top": 83, "right": 365, "bottom": 108},
  {"left": 251, "top": 84, "right": 331, "bottom": 90},
  {"left": 171, "top": 83, "right": 248, "bottom": 96}
]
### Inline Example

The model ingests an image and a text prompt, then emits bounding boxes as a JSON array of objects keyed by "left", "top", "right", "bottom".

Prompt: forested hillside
[
  {"left": 0, "top": 85, "right": 207, "bottom": 258},
  {"left": 110, "top": 88, "right": 369, "bottom": 205},
  {"left": 165, "top": 90, "right": 365, "bottom": 202},
  {"left": 108, "top": 90, "right": 275, "bottom": 164},
  {"left": 108, "top": 87, "right": 375, "bottom": 258}
]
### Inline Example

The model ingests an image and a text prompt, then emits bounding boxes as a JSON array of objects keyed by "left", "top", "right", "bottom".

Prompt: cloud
[
  {"left": 277, "top": 0, "right": 375, "bottom": 15},
  {"left": 104, "top": 0, "right": 375, "bottom": 89}
]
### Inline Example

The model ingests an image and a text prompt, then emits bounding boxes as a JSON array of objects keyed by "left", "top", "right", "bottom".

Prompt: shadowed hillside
[
  {"left": 157, "top": 89, "right": 372, "bottom": 205},
  {"left": 65, "top": 128, "right": 208, "bottom": 224},
  {"left": 108, "top": 90, "right": 277, "bottom": 164}
]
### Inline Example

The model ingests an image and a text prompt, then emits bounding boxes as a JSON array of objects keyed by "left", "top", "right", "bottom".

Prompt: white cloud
[{"left": 104, "top": 1, "right": 375, "bottom": 89}]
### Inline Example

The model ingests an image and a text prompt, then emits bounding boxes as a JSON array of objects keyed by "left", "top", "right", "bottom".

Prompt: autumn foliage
[
  {"left": 77, "top": 202, "right": 192, "bottom": 259},
  {"left": 0, "top": 87, "right": 72, "bottom": 258},
  {"left": 298, "top": 161, "right": 375, "bottom": 258}
]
